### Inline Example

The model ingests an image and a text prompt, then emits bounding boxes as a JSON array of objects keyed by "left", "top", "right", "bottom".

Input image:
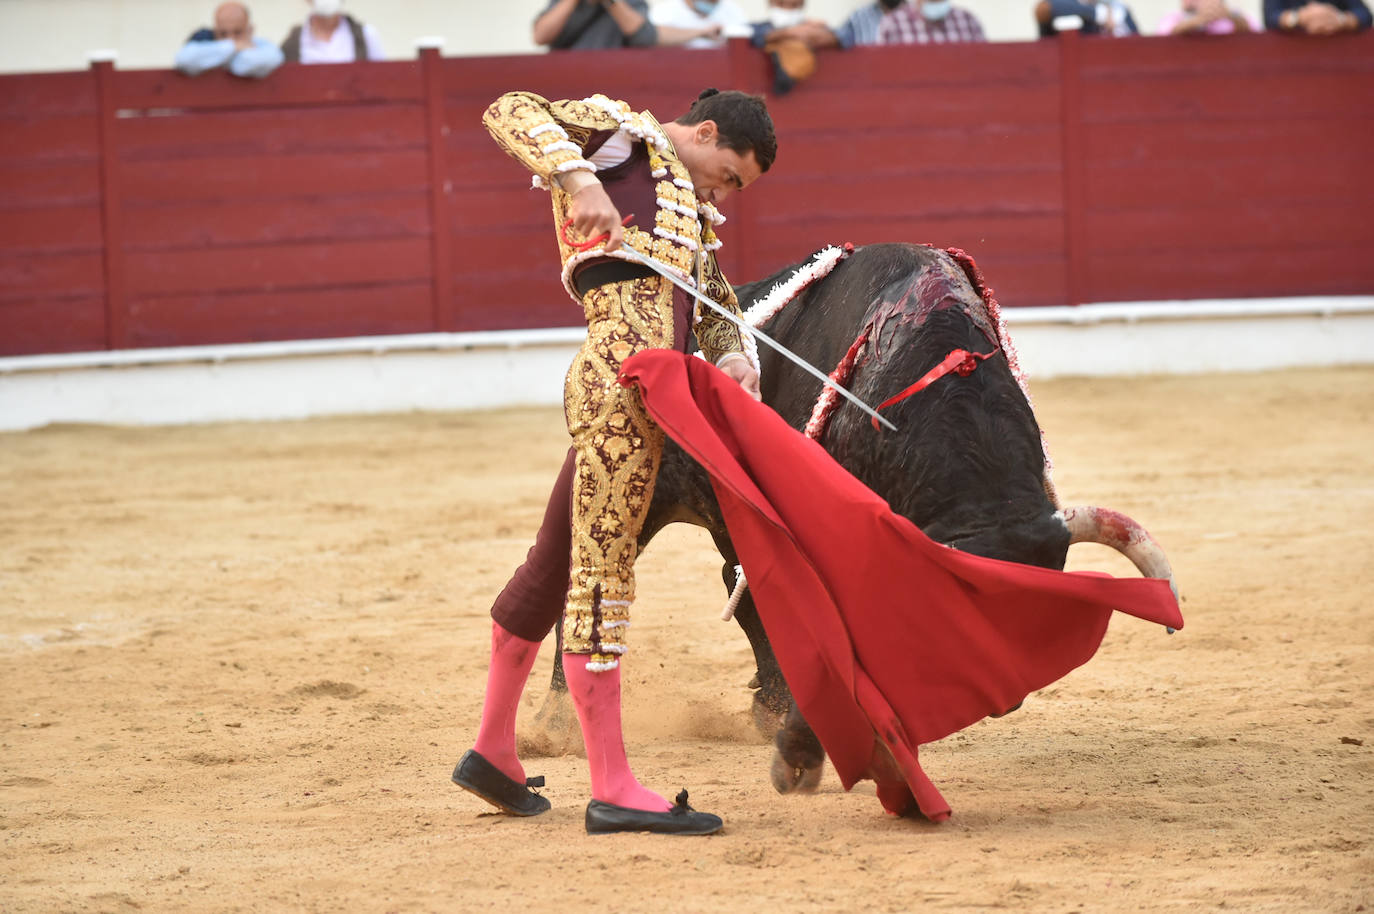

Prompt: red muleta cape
[{"left": 620, "top": 350, "right": 1184, "bottom": 822}]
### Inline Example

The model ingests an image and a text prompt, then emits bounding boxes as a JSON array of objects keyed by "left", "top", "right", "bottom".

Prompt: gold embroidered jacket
[{"left": 482, "top": 91, "right": 752, "bottom": 368}]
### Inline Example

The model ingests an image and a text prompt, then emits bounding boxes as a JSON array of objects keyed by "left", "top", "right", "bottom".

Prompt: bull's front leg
[
  {"left": 719, "top": 561, "right": 791, "bottom": 737},
  {"left": 527, "top": 622, "right": 582, "bottom": 756},
  {"left": 769, "top": 701, "right": 825, "bottom": 794}
]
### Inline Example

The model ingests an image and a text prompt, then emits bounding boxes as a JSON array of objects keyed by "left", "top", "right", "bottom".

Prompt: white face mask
[
  {"left": 769, "top": 7, "right": 807, "bottom": 27},
  {"left": 922, "top": 0, "right": 952, "bottom": 18},
  {"left": 312, "top": 0, "right": 344, "bottom": 16}
]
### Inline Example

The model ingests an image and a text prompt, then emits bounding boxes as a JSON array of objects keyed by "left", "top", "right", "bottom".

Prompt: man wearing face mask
[
  {"left": 878, "top": 0, "right": 987, "bottom": 43},
  {"left": 281, "top": 0, "right": 385, "bottom": 63},
  {"left": 800, "top": 0, "right": 904, "bottom": 50},
  {"left": 650, "top": 0, "right": 753, "bottom": 47}
]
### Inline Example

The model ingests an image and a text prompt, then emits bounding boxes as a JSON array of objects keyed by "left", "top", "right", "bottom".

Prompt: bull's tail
[{"left": 1059, "top": 505, "right": 1179, "bottom": 603}]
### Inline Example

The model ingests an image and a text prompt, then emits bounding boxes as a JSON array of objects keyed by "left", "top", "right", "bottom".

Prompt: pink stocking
[
  {"left": 563, "top": 653, "right": 671, "bottom": 811},
  {"left": 472, "top": 622, "right": 541, "bottom": 784}
]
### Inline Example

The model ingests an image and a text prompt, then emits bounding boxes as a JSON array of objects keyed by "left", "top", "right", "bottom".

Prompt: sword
[{"left": 616, "top": 246, "right": 898, "bottom": 432}]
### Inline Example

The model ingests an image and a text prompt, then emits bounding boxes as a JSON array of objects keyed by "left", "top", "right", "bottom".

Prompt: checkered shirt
[{"left": 877, "top": 4, "right": 987, "bottom": 43}]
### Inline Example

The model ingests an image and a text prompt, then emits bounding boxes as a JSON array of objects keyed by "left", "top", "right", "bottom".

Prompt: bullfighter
[{"left": 453, "top": 88, "right": 777, "bottom": 835}]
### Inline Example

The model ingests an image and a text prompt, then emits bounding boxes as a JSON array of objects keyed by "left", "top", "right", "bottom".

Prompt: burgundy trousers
[{"left": 489, "top": 283, "right": 695, "bottom": 644}]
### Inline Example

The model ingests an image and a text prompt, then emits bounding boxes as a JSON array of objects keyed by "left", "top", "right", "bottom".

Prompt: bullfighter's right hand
[
  {"left": 717, "top": 354, "right": 762, "bottom": 401},
  {"left": 566, "top": 178, "right": 624, "bottom": 253}
]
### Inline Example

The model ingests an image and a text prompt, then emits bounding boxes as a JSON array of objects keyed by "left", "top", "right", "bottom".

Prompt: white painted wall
[
  {"left": 0, "top": 0, "right": 1233, "bottom": 75},
  {"left": 3, "top": 300, "right": 1370, "bottom": 431}
]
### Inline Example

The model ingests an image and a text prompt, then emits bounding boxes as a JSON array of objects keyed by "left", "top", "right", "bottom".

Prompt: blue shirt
[
  {"left": 175, "top": 30, "right": 284, "bottom": 79},
  {"left": 833, "top": 2, "right": 888, "bottom": 48}
]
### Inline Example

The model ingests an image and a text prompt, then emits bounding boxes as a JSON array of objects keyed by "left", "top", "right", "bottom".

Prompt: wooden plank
[
  {"left": 0, "top": 205, "right": 104, "bottom": 251},
  {"left": 0, "top": 114, "right": 101, "bottom": 162},
  {"left": 1085, "top": 243, "right": 1374, "bottom": 302},
  {"left": 94, "top": 60, "right": 126, "bottom": 349},
  {"left": 438, "top": 49, "right": 732, "bottom": 102},
  {"left": 1084, "top": 118, "right": 1374, "bottom": 164},
  {"left": 800, "top": 40, "right": 1062, "bottom": 88},
  {"left": 118, "top": 150, "right": 430, "bottom": 203},
  {"left": 121, "top": 194, "right": 431, "bottom": 248},
  {"left": 763, "top": 85, "right": 1059, "bottom": 132},
  {"left": 124, "top": 281, "right": 434, "bottom": 348},
  {"left": 1080, "top": 73, "right": 1374, "bottom": 123},
  {"left": 1084, "top": 158, "right": 1370, "bottom": 209},
  {"left": 0, "top": 161, "right": 101, "bottom": 208},
  {"left": 749, "top": 169, "right": 1063, "bottom": 221},
  {"left": 123, "top": 237, "right": 431, "bottom": 297},
  {"left": 0, "top": 296, "right": 107, "bottom": 356},
  {"left": 420, "top": 47, "right": 454, "bottom": 332},
  {"left": 955, "top": 256, "right": 1067, "bottom": 309},
  {"left": 114, "top": 103, "right": 427, "bottom": 160},
  {"left": 0, "top": 71, "right": 97, "bottom": 116},
  {"left": 0, "top": 251, "right": 105, "bottom": 301},
  {"left": 1059, "top": 30, "right": 1088, "bottom": 308},
  {"left": 776, "top": 126, "right": 1062, "bottom": 173},
  {"left": 1080, "top": 31, "right": 1374, "bottom": 78},
  {"left": 112, "top": 61, "right": 423, "bottom": 110},
  {"left": 1083, "top": 200, "right": 1374, "bottom": 253},
  {"left": 445, "top": 129, "right": 560, "bottom": 190},
  {"left": 743, "top": 238, "right": 1068, "bottom": 307},
  {"left": 449, "top": 186, "right": 572, "bottom": 234},
  {"left": 751, "top": 213, "right": 1067, "bottom": 257},
  {"left": 451, "top": 274, "right": 579, "bottom": 332}
]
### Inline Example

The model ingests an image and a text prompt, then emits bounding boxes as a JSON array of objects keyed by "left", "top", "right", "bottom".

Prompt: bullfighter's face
[{"left": 677, "top": 120, "right": 763, "bottom": 207}]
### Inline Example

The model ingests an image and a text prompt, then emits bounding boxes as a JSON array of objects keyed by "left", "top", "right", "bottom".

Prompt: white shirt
[
  {"left": 649, "top": 0, "right": 753, "bottom": 48},
  {"left": 298, "top": 17, "right": 386, "bottom": 63}
]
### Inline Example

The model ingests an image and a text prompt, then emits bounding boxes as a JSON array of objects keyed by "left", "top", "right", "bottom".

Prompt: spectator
[
  {"left": 812, "top": 0, "right": 907, "bottom": 50},
  {"left": 1266, "top": 0, "right": 1371, "bottom": 32},
  {"left": 175, "top": 3, "right": 283, "bottom": 78},
  {"left": 1157, "top": 0, "right": 1259, "bottom": 33},
  {"left": 532, "top": 0, "right": 720, "bottom": 49},
  {"left": 878, "top": 0, "right": 988, "bottom": 43},
  {"left": 533, "top": 0, "right": 657, "bottom": 49},
  {"left": 281, "top": 0, "right": 385, "bottom": 63},
  {"left": 1035, "top": 0, "right": 1140, "bottom": 36},
  {"left": 650, "top": 0, "right": 753, "bottom": 48}
]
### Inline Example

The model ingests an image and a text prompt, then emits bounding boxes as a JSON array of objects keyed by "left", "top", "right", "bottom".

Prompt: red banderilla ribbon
[
  {"left": 560, "top": 214, "right": 635, "bottom": 251},
  {"left": 870, "top": 346, "right": 1001, "bottom": 430}
]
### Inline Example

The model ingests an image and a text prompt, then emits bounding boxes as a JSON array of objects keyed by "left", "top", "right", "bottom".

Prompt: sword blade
[{"left": 617, "top": 247, "right": 898, "bottom": 432}]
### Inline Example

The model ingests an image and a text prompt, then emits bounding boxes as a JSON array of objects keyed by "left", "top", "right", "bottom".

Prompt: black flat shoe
[
  {"left": 452, "top": 749, "right": 550, "bottom": 817},
  {"left": 585, "top": 789, "right": 723, "bottom": 836}
]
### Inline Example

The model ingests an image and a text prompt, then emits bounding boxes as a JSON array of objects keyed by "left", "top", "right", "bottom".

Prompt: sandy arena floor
[{"left": 2, "top": 365, "right": 1371, "bottom": 913}]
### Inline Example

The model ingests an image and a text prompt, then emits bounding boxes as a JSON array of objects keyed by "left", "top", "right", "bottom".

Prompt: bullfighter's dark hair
[{"left": 675, "top": 88, "right": 777, "bottom": 173}]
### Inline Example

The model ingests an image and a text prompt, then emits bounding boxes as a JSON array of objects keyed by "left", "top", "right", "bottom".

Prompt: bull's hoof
[{"left": 770, "top": 749, "right": 824, "bottom": 794}]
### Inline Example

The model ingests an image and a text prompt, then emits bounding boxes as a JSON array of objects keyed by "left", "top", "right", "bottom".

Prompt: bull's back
[{"left": 744, "top": 243, "right": 1068, "bottom": 571}]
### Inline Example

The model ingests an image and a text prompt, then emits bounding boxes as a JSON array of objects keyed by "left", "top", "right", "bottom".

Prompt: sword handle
[{"left": 560, "top": 214, "right": 634, "bottom": 252}]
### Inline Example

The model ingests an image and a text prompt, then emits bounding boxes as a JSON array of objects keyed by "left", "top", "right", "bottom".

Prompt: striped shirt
[
  {"left": 877, "top": 4, "right": 987, "bottom": 43},
  {"left": 833, "top": 2, "right": 890, "bottom": 48}
]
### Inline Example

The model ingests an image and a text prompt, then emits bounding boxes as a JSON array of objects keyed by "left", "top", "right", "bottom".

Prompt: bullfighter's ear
[{"left": 695, "top": 120, "right": 718, "bottom": 145}]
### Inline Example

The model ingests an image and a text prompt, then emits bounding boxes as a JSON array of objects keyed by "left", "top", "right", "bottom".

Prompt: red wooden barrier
[{"left": 0, "top": 33, "right": 1370, "bottom": 357}]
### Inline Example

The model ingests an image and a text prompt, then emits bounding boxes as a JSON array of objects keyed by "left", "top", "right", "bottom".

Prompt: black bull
[{"left": 540, "top": 242, "right": 1175, "bottom": 797}]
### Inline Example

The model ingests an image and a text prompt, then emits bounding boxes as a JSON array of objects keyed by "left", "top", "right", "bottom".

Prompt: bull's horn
[{"left": 1059, "top": 505, "right": 1179, "bottom": 602}]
